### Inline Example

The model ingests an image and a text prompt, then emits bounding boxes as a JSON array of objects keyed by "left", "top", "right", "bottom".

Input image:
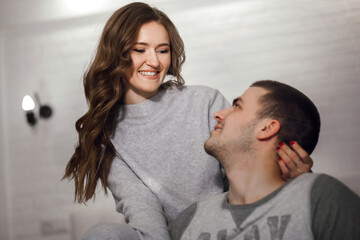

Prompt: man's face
[{"left": 204, "top": 87, "right": 268, "bottom": 161}]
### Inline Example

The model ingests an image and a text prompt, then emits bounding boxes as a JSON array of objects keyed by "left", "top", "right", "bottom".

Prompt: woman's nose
[{"left": 146, "top": 50, "right": 160, "bottom": 67}]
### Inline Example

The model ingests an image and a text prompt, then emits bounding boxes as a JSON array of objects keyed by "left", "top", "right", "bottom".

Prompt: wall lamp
[{"left": 22, "top": 94, "right": 53, "bottom": 126}]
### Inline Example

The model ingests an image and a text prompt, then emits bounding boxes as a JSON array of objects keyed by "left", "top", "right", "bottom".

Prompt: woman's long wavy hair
[{"left": 63, "top": 2, "right": 185, "bottom": 203}]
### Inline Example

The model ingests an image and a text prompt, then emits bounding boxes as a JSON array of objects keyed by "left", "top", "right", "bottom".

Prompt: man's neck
[{"left": 224, "top": 151, "right": 285, "bottom": 205}]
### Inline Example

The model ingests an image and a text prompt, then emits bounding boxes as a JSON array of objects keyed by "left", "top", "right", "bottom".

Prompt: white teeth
[
  {"left": 216, "top": 129, "right": 222, "bottom": 132},
  {"left": 140, "top": 71, "right": 157, "bottom": 76}
]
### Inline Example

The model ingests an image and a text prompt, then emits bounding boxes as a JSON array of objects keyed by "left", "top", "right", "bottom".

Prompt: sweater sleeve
[
  {"left": 311, "top": 174, "right": 360, "bottom": 240},
  {"left": 208, "top": 89, "right": 231, "bottom": 191},
  {"left": 108, "top": 155, "right": 170, "bottom": 240},
  {"left": 207, "top": 89, "right": 230, "bottom": 132}
]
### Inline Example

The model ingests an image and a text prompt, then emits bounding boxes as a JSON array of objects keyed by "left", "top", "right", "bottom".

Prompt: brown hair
[
  {"left": 63, "top": 2, "right": 185, "bottom": 203},
  {"left": 251, "top": 80, "right": 321, "bottom": 154}
]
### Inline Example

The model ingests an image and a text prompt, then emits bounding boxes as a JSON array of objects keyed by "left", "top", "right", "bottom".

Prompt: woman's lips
[{"left": 139, "top": 70, "right": 160, "bottom": 80}]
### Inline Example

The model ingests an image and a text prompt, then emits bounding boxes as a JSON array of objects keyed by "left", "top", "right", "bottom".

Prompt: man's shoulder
[
  {"left": 310, "top": 174, "right": 360, "bottom": 239},
  {"left": 287, "top": 173, "right": 355, "bottom": 195},
  {"left": 282, "top": 172, "right": 320, "bottom": 193},
  {"left": 310, "top": 173, "right": 360, "bottom": 201}
]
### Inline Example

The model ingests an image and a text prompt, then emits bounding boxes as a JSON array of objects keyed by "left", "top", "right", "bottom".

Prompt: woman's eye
[
  {"left": 157, "top": 49, "right": 169, "bottom": 54},
  {"left": 133, "top": 49, "right": 145, "bottom": 53}
]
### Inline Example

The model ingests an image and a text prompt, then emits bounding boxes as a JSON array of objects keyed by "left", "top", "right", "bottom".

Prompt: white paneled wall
[
  {"left": 2, "top": 18, "right": 105, "bottom": 240},
  {"left": 0, "top": 0, "right": 359, "bottom": 239},
  {"left": 0, "top": 31, "right": 10, "bottom": 240}
]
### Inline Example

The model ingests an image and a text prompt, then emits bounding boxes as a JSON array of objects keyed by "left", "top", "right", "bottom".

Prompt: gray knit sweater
[{"left": 108, "top": 85, "right": 230, "bottom": 240}]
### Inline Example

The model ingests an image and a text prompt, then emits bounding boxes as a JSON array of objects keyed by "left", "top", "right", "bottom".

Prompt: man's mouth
[{"left": 214, "top": 124, "right": 222, "bottom": 132}]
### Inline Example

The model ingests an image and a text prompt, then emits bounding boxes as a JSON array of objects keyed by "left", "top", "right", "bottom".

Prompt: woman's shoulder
[
  {"left": 164, "top": 84, "right": 221, "bottom": 97},
  {"left": 183, "top": 84, "right": 219, "bottom": 93},
  {"left": 160, "top": 84, "right": 228, "bottom": 110}
]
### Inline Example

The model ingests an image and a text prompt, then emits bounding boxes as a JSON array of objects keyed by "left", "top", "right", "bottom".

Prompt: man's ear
[{"left": 256, "top": 119, "right": 280, "bottom": 140}]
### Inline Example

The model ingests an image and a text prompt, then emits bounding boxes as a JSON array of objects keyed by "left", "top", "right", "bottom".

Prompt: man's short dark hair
[{"left": 251, "top": 80, "right": 321, "bottom": 154}]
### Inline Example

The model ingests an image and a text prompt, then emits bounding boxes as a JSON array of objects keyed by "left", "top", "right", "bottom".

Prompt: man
[{"left": 170, "top": 80, "right": 360, "bottom": 240}]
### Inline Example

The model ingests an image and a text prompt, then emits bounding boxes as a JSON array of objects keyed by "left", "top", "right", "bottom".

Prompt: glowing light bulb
[{"left": 22, "top": 95, "right": 35, "bottom": 111}]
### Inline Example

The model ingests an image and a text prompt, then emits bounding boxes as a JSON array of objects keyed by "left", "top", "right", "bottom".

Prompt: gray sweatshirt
[
  {"left": 170, "top": 173, "right": 360, "bottom": 240},
  {"left": 108, "top": 85, "right": 230, "bottom": 240}
]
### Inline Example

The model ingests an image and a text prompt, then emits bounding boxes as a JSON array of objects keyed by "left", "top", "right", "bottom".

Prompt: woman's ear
[{"left": 256, "top": 119, "right": 280, "bottom": 140}]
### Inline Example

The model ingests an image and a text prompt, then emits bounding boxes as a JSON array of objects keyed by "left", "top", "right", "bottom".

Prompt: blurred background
[{"left": 0, "top": 0, "right": 359, "bottom": 239}]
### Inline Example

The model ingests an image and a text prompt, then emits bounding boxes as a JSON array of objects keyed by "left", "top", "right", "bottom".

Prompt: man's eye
[
  {"left": 133, "top": 49, "right": 145, "bottom": 53},
  {"left": 234, "top": 103, "right": 241, "bottom": 109}
]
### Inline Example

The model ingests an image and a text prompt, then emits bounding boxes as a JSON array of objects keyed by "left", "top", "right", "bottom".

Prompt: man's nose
[{"left": 214, "top": 107, "right": 231, "bottom": 122}]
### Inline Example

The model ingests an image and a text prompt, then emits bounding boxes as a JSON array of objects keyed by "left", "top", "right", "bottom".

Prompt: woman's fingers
[
  {"left": 278, "top": 157, "right": 290, "bottom": 180},
  {"left": 276, "top": 141, "right": 313, "bottom": 179},
  {"left": 289, "top": 141, "right": 313, "bottom": 167},
  {"left": 277, "top": 142, "right": 298, "bottom": 170}
]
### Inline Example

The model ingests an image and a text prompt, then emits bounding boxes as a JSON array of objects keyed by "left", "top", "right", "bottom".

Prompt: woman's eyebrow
[{"left": 134, "top": 42, "right": 170, "bottom": 47}]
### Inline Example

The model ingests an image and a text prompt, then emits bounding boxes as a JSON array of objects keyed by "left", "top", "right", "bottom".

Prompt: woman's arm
[{"left": 108, "top": 155, "right": 171, "bottom": 240}]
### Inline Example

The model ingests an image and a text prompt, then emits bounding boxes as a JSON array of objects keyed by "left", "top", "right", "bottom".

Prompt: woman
[{"left": 63, "top": 2, "right": 313, "bottom": 240}]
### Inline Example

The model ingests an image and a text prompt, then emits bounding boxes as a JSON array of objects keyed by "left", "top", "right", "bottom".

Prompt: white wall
[
  {"left": 0, "top": 0, "right": 359, "bottom": 239},
  {"left": 0, "top": 31, "right": 10, "bottom": 240}
]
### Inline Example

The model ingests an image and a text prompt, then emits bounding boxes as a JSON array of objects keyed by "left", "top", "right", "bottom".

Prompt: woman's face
[{"left": 123, "top": 21, "right": 171, "bottom": 104}]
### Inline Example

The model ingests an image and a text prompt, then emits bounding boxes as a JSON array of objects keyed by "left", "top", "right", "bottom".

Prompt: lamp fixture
[
  {"left": 22, "top": 95, "right": 36, "bottom": 126},
  {"left": 35, "top": 93, "right": 53, "bottom": 119},
  {"left": 22, "top": 93, "right": 53, "bottom": 126}
]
